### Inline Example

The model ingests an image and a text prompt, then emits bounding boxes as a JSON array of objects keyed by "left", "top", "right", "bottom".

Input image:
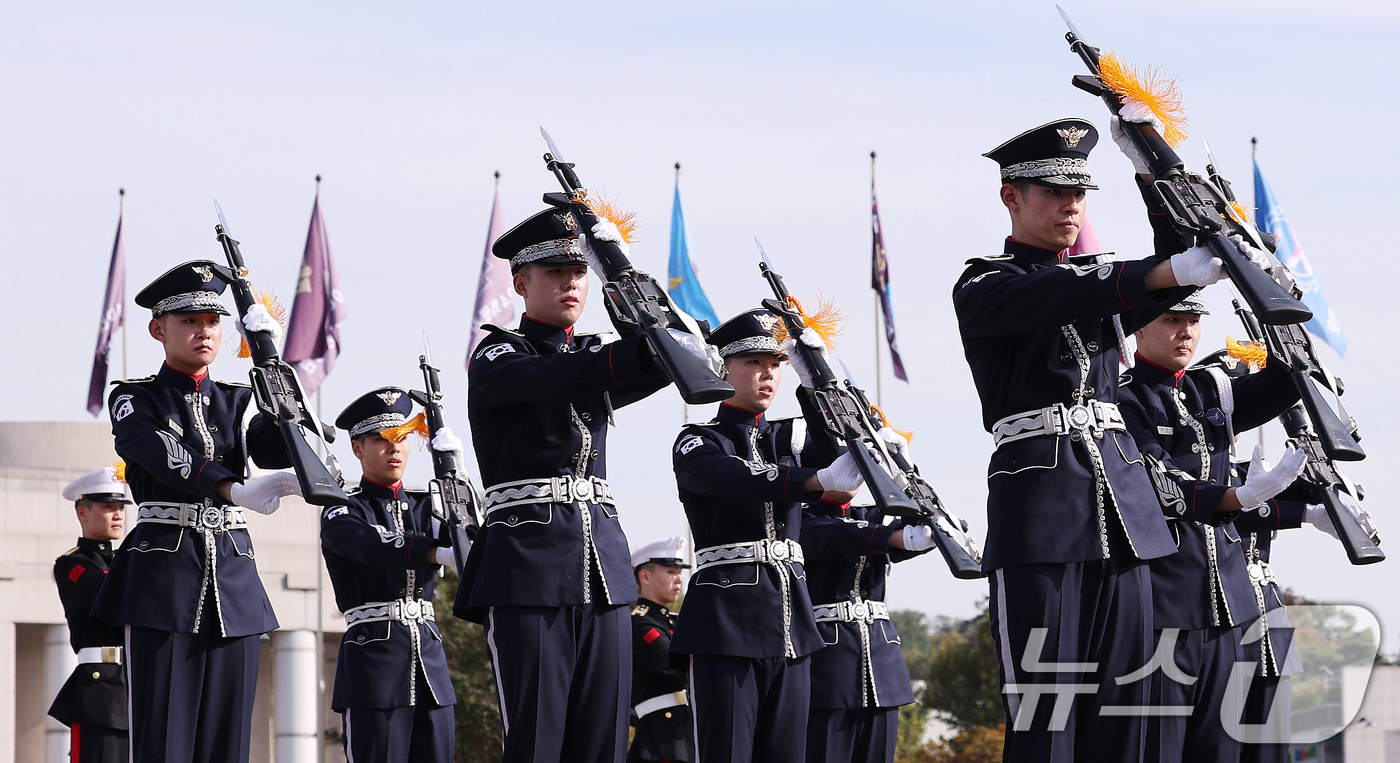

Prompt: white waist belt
[
  {"left": 991, "top": 401, "right": 1125, "bottom": 448},
  {"left": 136, "top": 502, "right": 247, "bottom": 532},
  {"left": 344, "top": 598, "right": 435, "bottom": 627},
  {"left": 813, "top": 599, "right": 890, "bottom": 624},
  {"left": 75, "top": 646, "right": 123, "bottom": 665},
  {"left": 695, "top": 538, "right": 804, "bottom": 570},
  {"left": 483, "top": 476, "right": 614, "bottom": 515},
  {"left": 634, "top": 690, "right": 688, "bottom": 719}
]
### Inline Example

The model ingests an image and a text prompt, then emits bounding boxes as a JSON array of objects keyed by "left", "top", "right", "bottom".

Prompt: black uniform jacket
[
  {"left": 93, "top": 364, "right": 290, "bottom": 637},
  {"left": 48, "top": 538, "right": 127, "bottom": 729},
  {"left": 1118, "top": 355, "right": 1301, "bottom": 629},
  {"left": 953, "top": 236, "right": 1194, "bottom": 571},
  {"left": 322, "top": 480, "right": 455, "bottom": 710},
  {"left": 629, "top": 597, "right": 693, "bottom": 762},
  {"left": 801, "top": 503, "right": 925, "bottom": 710},
  {"left": 669, "top": 398, "right": 833, "bottom": 660},
  {"left": 455, "top": 317, "right": 670, "bottom": 620}
]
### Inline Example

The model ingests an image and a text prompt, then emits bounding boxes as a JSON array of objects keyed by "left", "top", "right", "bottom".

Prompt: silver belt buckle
[
  {"left": 1248, "top": 562, "right": 1266, "bottom": 583},
  {"left": 850, "top": 601, "right": 869, "bottom": 621},
  {"left": 1066, "top": 404, "right": 1093, "bottom": 432},
  {"left": 399, "top": 600, "right": 422, "bottom": 622},
  {"left": 768, "top": 541, "right": 789, "bottom": 562},
  {"left": 199, "top": 506, "right": 225, "bottom": 532},
  {"left": 571, "top": 478, "right": 595, "bottom": 503}
]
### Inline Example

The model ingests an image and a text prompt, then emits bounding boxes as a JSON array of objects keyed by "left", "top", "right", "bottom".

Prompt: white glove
[
  {"left": 816, "top": 451, "right": 864, "bottom": 492},
  {"left": 230, "top": 471, "right": 302, "bottom": 515},
  {"left": 780, "top": 339, "right": 818, "bottom": 388},
  {"left": 1169, "top": 245, "right": 1225, "bottom": 288},
  {"left": 901, "top": 524, "right": 936, "bottom": 552},
  {"left": 1304, "top": 504, "right": 1338, "bottom": 540},
  {"left": 430, "top": 427, "right": 463, "bottom": 455},
  {"left": 1235, "top": 444, "right": 1307, "bottom": 508},
  {"left": 238, "top": 304, "right": 283, "bottom": 346},
  {"left": 433, "top": 546, "right": 458, "bottom": 567},
  {"left": 586, "top": 220, "right": 630, "bottom": 258},
  {"left": 1228, "top": 234, "right": 1275, "bottom": 274},
  {"left": 878, "top": 427, "right": 910, "bottom": 465},
  {"left": 1109, "top": 98, "right": 1163, "bottom": 176}
]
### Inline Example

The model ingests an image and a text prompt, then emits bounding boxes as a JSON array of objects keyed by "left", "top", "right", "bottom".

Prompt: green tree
[
  {"left": 921, "top": 600, "right": 1003, "bottom": 731},
  {"left": 435, "top": 570, "right": 503, "bottom": 762}
]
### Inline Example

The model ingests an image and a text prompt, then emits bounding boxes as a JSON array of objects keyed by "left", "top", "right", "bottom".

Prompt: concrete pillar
[
  {"left": 44, "top": 625, "right": 76, "bottom": 763},
  {"left": 0, "top": 621, "right": 15, "bottom": 763},
  {"left": 272, "top": 630, "right": 318, "bottom": 762}
]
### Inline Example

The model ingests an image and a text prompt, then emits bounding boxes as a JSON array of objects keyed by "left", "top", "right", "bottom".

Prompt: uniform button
[
  {"left": 356, "top": 635, "right": 366, "bottom": 643},
  {"left": 1195, "top": 411, "right": 1204, "bottom": 419},
  {"left": 202, "top": 396, "right": 211, "bottom": 406},
  {"left": 560, "top": 344, "right": 569, "bottom": 352},
  {"left": 139, "top": 541, "right": 149, "bottom": 549},
  {"left": 1084, "top": 387, "right": 1095, "bottom": 398},
  {"left": 398, "top": 588, "right": 406, "bottom": 596},
  {"left": 1208, "top": 445, "right": 1216, "bottom": 452},
  {"left": 92, "top": 671, "right": 101, "bottom": 680},
  {"left": 1059, "top": 353, "right": 1072, "bottom": 362},
  {"left": 1086, "top": 341, "right": 1099, "bottom": 352},
  {"left": 581, "top": 413, "right": 592, "bottom": 422},
  {"left": 508, "top": 515, "right": 519, "bottom": 525},
  {"left": 590, "top": 450, "right": 599, "bottom": 460},
  {"left": 664, "top": 711, "right": 672, "bottom": 719},
  {"left": 1191, "top": 443, "right": 1201, "bottom": 453},
  {"left": 720, "top": 577, "right": 730, "bottom": 584}
]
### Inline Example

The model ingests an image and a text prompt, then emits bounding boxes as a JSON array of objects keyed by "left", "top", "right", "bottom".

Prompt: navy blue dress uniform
[
  {"left": 800, "top": 501, "right": 928, "bottom": 763},
  {"left": 669, "top": 309, "right": 835, "bottom": 763},
  {"left": 49, "top": 468, "right": 131, "bottom": 763},
  {"left": 954, "top": 121, "right": 1198, "bottom": 762},
  {"left": 627, "top": 539, "right": 694, "bottom": 763},
  {"left": 1117, "top": 298, "right": 1302, "bottom": 763},
  {"left": 91, "top": 261, "right": 292, "bottom": 763},
  {"left": 453, "top": 208, "right": 671, "bottom": 763},
  {"left": 324, "top": 389, "right": 455, "bottom": 762}
]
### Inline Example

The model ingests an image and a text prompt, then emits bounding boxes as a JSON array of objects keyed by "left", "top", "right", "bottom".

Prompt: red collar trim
[
  {"left": 1006, "top": 236, "right": 1069, "bottom": 263},
  {"left": 721, "top": 402, "right": 765, "bottom": 423},
  {"left": 163, "top": 363, "right": 209, "bottom": 385},
  {"left": 361, "top": 476, "right": 403, "bottom": 494},
  {"left": 1134, "top": 354, "right": 1186, "bottom": 385},
  {"left": 522, "top": 314, "right": 574, "bottom": 341}
]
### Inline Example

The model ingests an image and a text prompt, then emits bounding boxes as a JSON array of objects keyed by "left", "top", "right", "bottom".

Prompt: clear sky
[{"left": 3, "top": 1, "right": 1398, "bottom": 648}]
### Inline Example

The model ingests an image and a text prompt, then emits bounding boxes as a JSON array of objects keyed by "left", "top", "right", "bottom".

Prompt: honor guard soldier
[
  {"left": 669, "top": 308, "right": 864, "bottom": 763},
  {"left": 953, "top": 116, "right": 1229, "bottom": 761},
  {"left": 453, "top": 208, "right": 672, "bottom": 762},
  {"left": 323, "top": 388, "right": 461, "bottom": 762},
  {"left": 627, "top": 537, "right": 695, "bottom": 763},
  {"left": 800, "top": 493, "right": 936, "bottom": 763},
  {"left": 1118, "top": 297, "right": 1333, "bottom": 763},
  {"left": 49, "top": 467, "right": 131, "bottom": 763},
  {"left": 91, "top": 261, "right": 303, "bottom": 763}
]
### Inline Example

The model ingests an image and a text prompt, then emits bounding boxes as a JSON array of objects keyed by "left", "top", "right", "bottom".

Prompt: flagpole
[
  {"left": 871, "top": 152, "right": 883, "bottom": 408},
  {"left": 311, "top": 173, "right": 327, "bottom": 763},
  {"left": 1249, "top": 139, "right": 1266, "bottom": 460},
  {"left": 119, "top": 188, "right": 128, "bottom": 380}
]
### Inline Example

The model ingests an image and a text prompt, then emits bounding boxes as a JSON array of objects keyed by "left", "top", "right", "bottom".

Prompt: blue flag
[
  {"left": 668, "top": 177, "right": 720, "bottom": 329},
  {"left": 1253, "top": 156, "right": 1347, "bottom": 355}
]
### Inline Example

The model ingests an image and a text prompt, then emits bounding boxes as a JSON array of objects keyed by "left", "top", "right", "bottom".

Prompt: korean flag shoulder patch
[{"left": 676, "top": 434, "right": 704, "bottom": 456}]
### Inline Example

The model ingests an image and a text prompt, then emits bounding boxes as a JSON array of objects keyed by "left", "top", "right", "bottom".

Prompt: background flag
[
  {"left": 1068, "top": 211, "right": 1102, "bottom": 256},
  {"left": 870, "top": 156, "right": 907, "bottom": 381},
  {"left": 468, "top": 171, "right": 513, "bottom": 358},
  {"left": 667, "top": 164, "right": 720, "bottom": 329},
  {"left": 86, "top": 189, "right": 126, "bottom": 416},
  {"left": 1253, "top": 149, "right": 1347, "bottom": 355},
  {"left": 284, "top": 176, "right": 347, "bottom": 393}
]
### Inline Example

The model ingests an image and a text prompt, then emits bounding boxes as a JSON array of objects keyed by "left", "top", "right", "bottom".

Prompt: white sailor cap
[
  {"left": 631, "top": 536, "right": 690, "bottom": 569},
  {"left": 62, "top": 467, "right": 131, "bottom": 504}
]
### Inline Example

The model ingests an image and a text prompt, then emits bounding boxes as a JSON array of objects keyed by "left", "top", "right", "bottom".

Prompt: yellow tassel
[
  {"left": 868, "top": 404, "right": 914, "bottom": 444},
  {"left": 1226, "top": 336, "right": 1268, "bottom": 369},
  {"left": 236, "top": 286, "right": 288, "bottom": 358},
  {"left": 378, "top": 412, "right": 430, "bottom": 444},
  {"left": 583, "top": 193, "right": 639, "bottom": 244},
  {"left": 784, "top": 294, "right": 844, "bottom": 352},
  {"left": 112, "top": 460, "right": 127, "bottom": 483},
  {"left": 1227, "top": 200, "right": 1253, "bottom": 226},
  {"left": 1098, "top": 52, "right": 1189, "bottom": 148}
]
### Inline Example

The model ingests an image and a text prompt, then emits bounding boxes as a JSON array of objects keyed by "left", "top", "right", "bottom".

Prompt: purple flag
[
  {"left": 87, "top": 191, "right": 126, "bottom": 416},
  {"left": 284, "top": 182, "right": 346, "bottom": 394},
  {"left": 871, "top": 169, "right": 908, "bottom": 381},
  {"left": 467, "top": 174, "right": 513, "bottom": 360}
]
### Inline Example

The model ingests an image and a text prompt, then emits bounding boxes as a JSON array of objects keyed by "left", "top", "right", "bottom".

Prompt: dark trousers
[
  {"left": 1239, "top": 616, "right": 1295, "bottom": 763},
  {"left": 988, "top": 559, "right": 1153, "bottom": 763},
  {"left": 124, "top": 626, "right": 259, "bottom": 763},
  {"left": 485, "top": 604, "right": 631, "bottom": 763},
  {"left": 341, "top": 703, "right": 454, "bottom": 763},
  {"left": 689, "top": 654, "right": 810, "bottom": 763},
  {"left": 1145, "top": 625, "right": 1246, "bottom": 763},
  {"left": 70, "top": 723, "right": 128, "bottom": 763},
  {"left": 805, "top": 706, "right": 897, "bottom": 763}
]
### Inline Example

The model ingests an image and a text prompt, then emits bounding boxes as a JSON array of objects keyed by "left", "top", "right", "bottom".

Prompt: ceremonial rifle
[
  {"left": 1056, "top": 6, "right": 1310, "bottom": 325},
  {"left": 756, "top": 241, "right": 984, "bottom": 579},
  {"left": 537, "top": 128, "right": 734, "bottom": 406},
  {"left": 212, "top": 201, "right": 348, "bottom": 506},
  {"left": 838, "top": 361, "right": 985, "bottom": 579},
  {"left": 410, "top": 335, "right": 480, "bottom": 573},
  {"left": 1231, "top": 298, "right": 1382, "bottom": 565}
]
